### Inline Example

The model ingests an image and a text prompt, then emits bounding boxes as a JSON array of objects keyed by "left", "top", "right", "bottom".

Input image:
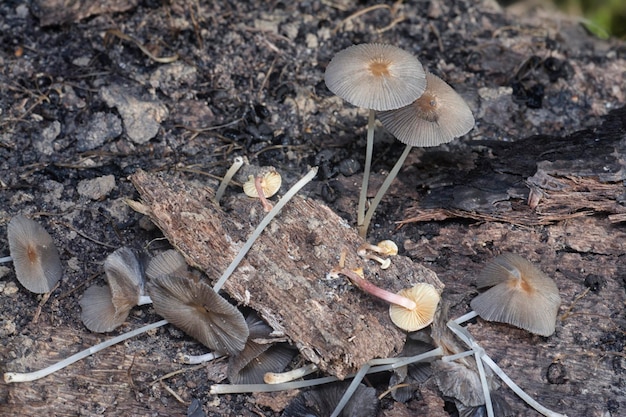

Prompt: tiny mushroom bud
[
  {"left": 7, "top": 215, "right": 63, "bottom": 293},
  {"left": 377, "top": 240, "right": 398, "bottom": 256},
  {"left": 389, "top": 283, "right": 441, "bottom": 332},
  {"left": 470, "top": 253, "right": 561, "bottom": 336}
]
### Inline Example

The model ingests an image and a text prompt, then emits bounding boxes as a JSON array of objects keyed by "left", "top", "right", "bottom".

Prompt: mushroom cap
[
  {"left": 378, "top": 72, "right": 475, "bottom": 147},
  {"left": 389, "top": 283, "right": 441, "bottom": 332},
  {"left": 282, "top": 382, "right": 378, "bottom": 417},
  {"left": 470, "top": 253, "right": 561, "bottom": 336},
  {"left": 228, "top": 314, "right": 295, "bottom": 384},
  {"left": 242, "top": 170, "right": 282, "bottom": 198},
  {"left": 7, "top": 215, "right": 63, "bottom": 293},
  {"left": 79, "top": 284, "right": 129, "bottom": 332},
  {"left": 147, "top": 274, "right": 249, "bottom": 355},
  {"left": 104, "top": 247, "right": 145, "bottom": 313},
  {"left": 377, "top": 240, "right": 398, "bottom": 256},
  {"left": 145, "top": 249, "right": 188, "bottom": 280},
  {"left": 324, "top": 43, "right": 426, "bottom": 111}
]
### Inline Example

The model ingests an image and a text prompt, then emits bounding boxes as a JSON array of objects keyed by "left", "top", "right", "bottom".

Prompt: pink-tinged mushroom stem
[
  {"left": 254, "top": 175, "right": 274, "bottom": 212},
  {"left": 338, "top": 267, "right": 416, "bottom": 311}
]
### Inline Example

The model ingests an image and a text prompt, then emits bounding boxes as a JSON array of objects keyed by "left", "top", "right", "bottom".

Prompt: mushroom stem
[
  {"left": 359, "top": 143, "right": 412, "bottom": 238},
  {"left": 254, "top": 175, "right": 274, "bottom": 212},
  {"left": 3, "top": 319, "right": 169, "bottom": 383},
  {"left": 357, "top": 109, "right": 376, "bottom": 228},
  {"left": 179, "top": 351, "right": 223, "bottom": 365},
  {"left": 214, "top": 156, "right": 245, "bottom": 205},
  {"left": 356, "top": 242, "right": 383, "bottom": 257},
  {"left": 0, "top": 256, "right": 12, "bottom": 263},
  {"left": 137, "top": 295, "right": 153, "bottom": 306},
  {"left": 210, "top": 347, "right": 443, "bottom": 394},
  {"left": 364, "top": 254, "right": 391, "bottom": 269},
  {"left": 338, "top": 267, "right": 416, "bottom": 311},
  {"left": 213, "top": 166, "right": 318, "bottom": 293},
  {"left": 264, "top": 363, "right": 319, "bottom": 384}
]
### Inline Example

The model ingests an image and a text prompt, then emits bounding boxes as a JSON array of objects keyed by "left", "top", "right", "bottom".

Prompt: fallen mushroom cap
[
  {"left": 228, "top": 314, "right": 295, "bottom": 384},
  {"left": 389, "top": 283, "right": 441, "bottom": 332},
  {"left": 145, "top": 249, "right": 187, "bottom": 281},
  {"left": 105, "top": 247, "right": 145, "bottom": 313},
  {"left": 324, "top": 43, "right": 427, "bottom": 111},
  {"left": 7, "top": 215, "right": 63, "bottom": 293},
  {"left": 378, "top": 72, "right": 475, "bottom": 147},
  {"left": 470, "top": 253, "right": 561, "bottom": 336},
  {"left": 147, "top": 273, "right": 249, "bottom": 355},
  {"left": 242, "top": 170, "right": 282, "bottom": 198},
  {"left": 79, "top": 285, "right": 129, "bottom": 332},
  {"left": 282, "top": 382, "right": 378, "bottom": 417}
]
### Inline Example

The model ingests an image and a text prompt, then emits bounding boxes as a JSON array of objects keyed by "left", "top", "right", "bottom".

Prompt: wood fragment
[{"left": 130, "top": 170, "right": 444, "bottom": 379}]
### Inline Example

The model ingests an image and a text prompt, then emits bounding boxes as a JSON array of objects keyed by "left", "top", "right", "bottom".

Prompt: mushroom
[
  {"left": 470, "top": 252, "right": 561, "bottom": 336},
  {"left": 360, "top": 72, "right": 474, "bottom": 237},
  {"left": 324, "top": 44, "right": 426, "bottom": 232},
  {"left": 282, "top": 382, "right": 378, "bottom": 417},
  {"left": 389, "top": 283, "right": 441, "bottom": 332},
  {"left": 357, "top": 240, "right": 398, "bottom": 269},
  {"left": 228, "top": 314, "right": 295, "bottom": 384},
  {"left": 145, "top": 249, "right": 188, "bottom": 281},
  {"left": 333, "top": 267, "right": 440, "bottom": 332},
  {"left": 80, "top": 247, "right": 150, "bottom": 332},
  {"left": 6, "top": 215, "right": 63, "bottom": 293},
  {"left": 242, "top": 169, "right": 282, "bottom": 212},
  {"left": 147, "top": 273, "right": 249, "bottom": 355},
  {"left": 214, "top": 156, "right": 245, "bottom": 205}
]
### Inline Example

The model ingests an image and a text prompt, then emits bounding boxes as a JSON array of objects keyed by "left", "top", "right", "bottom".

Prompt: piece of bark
[
  {"left": 400, "top": 106, "right": 626, "bottom": 227},
  {"left": 130, "top": 170, "right": 443, "bottom": 379}
]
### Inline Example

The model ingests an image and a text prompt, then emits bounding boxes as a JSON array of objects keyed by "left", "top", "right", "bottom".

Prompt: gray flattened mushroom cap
[
  {"left": 228, "top": 314, "right": 296, "bottom": 384},
  {"left": 145, "top": 249, "right": 188, "bottom": 281},
  {"left": 324, "top": 43, "right": 426, "bottom": 111},
  {"left": 282, "top": 382, "right": 378, "bottom": 417},
  {"left": 79, "top": 284, "right": 129, "bottom": 332},
  {"left": 147, "top": 274, "right": 249, "bottom": 355},
  {"left": 470, "top": 253, "right": 562, "bottom": 337},
  {"left": 105, "top": 247, "right": 145, "bottom": 312},
  {"left": 378, "top": 72, "right": 475, "bottom": 147},
  {"left": 7, "top": 215, "right": 63, "bottom": 293}
]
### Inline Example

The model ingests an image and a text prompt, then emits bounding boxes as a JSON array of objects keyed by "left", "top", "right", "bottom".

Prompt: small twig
[
  {"left": 106, "top": 29, "right": 179, "bottom": 63},
  {"left": 560, "top": 287, "right": 590, "bottom": 321},
  {"left": 333, "top": 4, "right": 391, "bottom": 33}
]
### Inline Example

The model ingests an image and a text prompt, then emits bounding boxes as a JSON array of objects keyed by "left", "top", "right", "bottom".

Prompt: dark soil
[{"left": 1, "top": 0, "right": 625, "bottom": 416}]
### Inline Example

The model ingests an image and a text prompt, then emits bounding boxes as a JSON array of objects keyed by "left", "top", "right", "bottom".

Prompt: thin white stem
[
  {"left": 264, "top": 363, "right": 318, "bottom": 384},
  {"left": 360, "top": 144, "right": 412, "bottom": 238},
  {"left": 213, "top": 167, "right": 318, "bottom": 293},
  {"left": 447, "top": 319, "right": 494, "bottom": 417},
  {"left": 4, "top": 319, "right": 168, "bottom": 383},
  {"left": 179, "top": 351, "right": 222, "bottom": 365},
  {"left": 0, "top": 256, "right": 12, "bottom": 263},
  {"left": 481, "top": 355, "right": 568, "bottom": 417},
  {"left": 454, "top": 310, "right": 479, "bottom": 324},
  {"left": 137, "top": 295, "right": 153, "bottom": 306},
  {"left": 357, "top": 109, "right": 376, "bottom": 229},
  {"left": 214, "top": 156, "right": 245, "bottom": 205},
  {"left": 210, "top": 348, "right": 443, "bottom": 395}
]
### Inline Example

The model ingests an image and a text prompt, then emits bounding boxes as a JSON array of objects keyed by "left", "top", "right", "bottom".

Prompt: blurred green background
[{"left": 501, "top": 0, "right": 626, "bottom": 39}]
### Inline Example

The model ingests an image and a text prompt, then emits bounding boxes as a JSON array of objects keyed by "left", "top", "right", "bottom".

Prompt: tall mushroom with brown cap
[
  {"left": 470, "top": 253, "right": 561, "bottom": 336},
  {"left": 324, "top": 43, "right": 426, "bottom": 232},
  {"left": 6, "top": 215, "right": 63, "bottom": 293},
  {"left": 147, "top": 273, "right": 249, "bottom": 355},
  {"left": 360, "top": 72, "right": 474, "bottom": 237}
]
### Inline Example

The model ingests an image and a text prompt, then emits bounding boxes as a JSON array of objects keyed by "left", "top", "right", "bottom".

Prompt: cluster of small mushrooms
[{"left": 1, "top": 43, "right": 567, "bottom": 417}]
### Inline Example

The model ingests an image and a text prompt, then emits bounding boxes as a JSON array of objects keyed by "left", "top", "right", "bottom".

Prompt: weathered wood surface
[{"left": 130, "top": 170, "right": 444, "bottom": 379}]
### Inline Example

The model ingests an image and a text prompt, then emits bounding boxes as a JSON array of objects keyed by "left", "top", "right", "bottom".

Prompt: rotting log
[{"left": 130, "top": 170, "right": 444, "bottom": 379}]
